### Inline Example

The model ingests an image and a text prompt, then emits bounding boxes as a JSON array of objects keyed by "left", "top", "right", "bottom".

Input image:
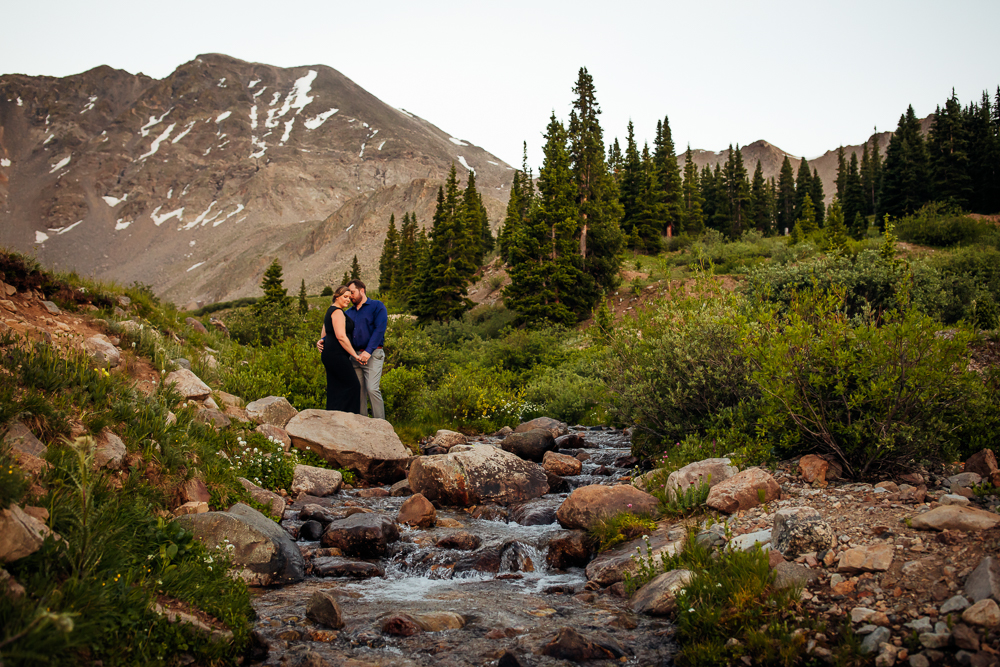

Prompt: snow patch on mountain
[
  {"left": 249, "top": 106, "right": 258, "bottom": 130},
  {"left": 140, "top": 108, "right": 173, "bottom": 137},
  {"left": 304, "top": 108, "right": 338, "bottom": 130},
  {"left": 115, "top": 219, "right": 132, "bottom": 231},
  {"left": 49, "top": 156, "right": 71, "bottom": 173},
  {"left": 248, "top": 79, "right": 260, "bottom": 88},
  {"left": 280, "top": 119, "right": 294, "bottom": 145},
  {"left": 172, "top": 121, "right": 196, "bottom": 144},
  {"left": 151, "top": 206, "right": 184, "bottom": 227},
  {"left": 215, "top": 111, "right": 232, "bottom": 123},
  {"left": 187, "top": 262, "right": 205, "bottom": 272},
  {"left": 103, "top": 194, "right": 128, "bottom": 207},
  {"left": 182, "top": 201, "right": 218, "bottom": 230},
  {"left": 449, "top": 137, "right": 468, "bottom": 146},
  {"left": 0, "top": 158, "right": 10, "bottom": 167},
  {"left": 456, "top": 155, "right": 474, "bottom": 173},
  {"left": 35, "top": 231, "right": 47, "bottom": 244},
  {"left": 139, "top": 123, "right": 176, "bottom": 160},
  {"left": 80, "top": 96, "right": 97, "bottom": 114}
]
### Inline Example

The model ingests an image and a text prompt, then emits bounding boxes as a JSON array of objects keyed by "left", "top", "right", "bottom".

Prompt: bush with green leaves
[
  {"left": 225, "top": 301, "right": 306, "bottom": 347},
  {"left": 380, "top": 365, "right": 427, "bottom": 424},
  {"left": 524, "top": 363, "right": 604, "bottom": 426},
  {"left": 229, "top": 432, "right": 297, "bottom": 491},
  {"left": 745, "top": 288, "right": 1000, "bottom": 477},
  {"left": 0, "top": 439, "right": 252, "bottom": 666},
  {"left": 894, "top": 201, "right": 997, "bottom": 248},
  {"left": 598, "top": 285, "right": 757, "bottom": 459},
  {"left": 588, "top": 512, "right": 657, "bottom": 552}
]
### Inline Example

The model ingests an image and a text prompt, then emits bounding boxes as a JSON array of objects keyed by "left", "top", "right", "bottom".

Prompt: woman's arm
[{"left": 332, "top": 310, "right": 361, "bottom": 361}]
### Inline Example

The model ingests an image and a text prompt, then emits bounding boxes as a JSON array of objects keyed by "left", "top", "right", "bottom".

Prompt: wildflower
[
  {"left": 688, "top": 607, "right": 695, "bottom": 613},
  {"left": 627, "top": 503, "right": 632, "bottom": 508}
]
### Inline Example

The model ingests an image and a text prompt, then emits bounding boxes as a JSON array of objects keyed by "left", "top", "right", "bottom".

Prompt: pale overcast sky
[{"left": 4, "top": 0, "right": 998, "bottom": 170}]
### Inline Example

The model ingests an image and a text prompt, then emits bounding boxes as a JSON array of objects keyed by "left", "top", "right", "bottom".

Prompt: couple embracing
[{"left": 315, "top": 279, "right": 388, "bottom": 420}]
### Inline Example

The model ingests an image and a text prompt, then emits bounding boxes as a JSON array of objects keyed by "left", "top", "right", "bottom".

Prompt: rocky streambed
[{"left": 247, "top": 426, "right": 678, "bottom": 667}]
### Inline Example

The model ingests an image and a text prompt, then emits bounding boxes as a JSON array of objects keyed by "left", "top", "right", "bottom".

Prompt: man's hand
[
  {"left": 359, "top": 350, "right": 371, "bottom": 364},
  {"left": 316, "top": 338, "right": 324, "bottom": 351}
]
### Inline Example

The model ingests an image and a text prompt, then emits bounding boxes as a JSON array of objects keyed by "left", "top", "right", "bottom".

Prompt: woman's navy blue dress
[{"left": 322, "top": 306, "right": 361, "bottom": 413}]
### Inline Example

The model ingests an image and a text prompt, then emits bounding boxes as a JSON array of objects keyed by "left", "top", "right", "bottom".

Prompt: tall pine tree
[
  {"left": 777, "top": 156, "right": 796, "bottom": 234},
  {"left": 567, "top": 68, "right": 623, "bottom": 292},
  {"left": 882, "top": 105, "right": 930, "bottom": 219},
  {"left": 378, "top": 213, "right": 399, "bottom": 295},
  {"left": 681, "top": 147, "right": 705, "bottom": 235}
]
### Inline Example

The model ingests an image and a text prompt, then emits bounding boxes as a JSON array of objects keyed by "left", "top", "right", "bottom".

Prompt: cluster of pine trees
[
  {"left": 373, "top": 75, "right": 999, "bottom": 326},
  {"left": 878, "top": 89, "right": 1000, "bottom": 219},
  {"left": 378, "top": 167, "right": 493, "bottom": 322},
  {"left": 498, "top": 69, "right": 625, "bottom": 325}
]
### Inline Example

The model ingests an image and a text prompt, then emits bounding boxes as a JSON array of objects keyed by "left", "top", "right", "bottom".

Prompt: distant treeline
[
  {"left": 192, "top": 297, "right": 259, "bottom": 316},
  {"left": 376, "top": 72, "right": 999, "bottom": 326}
]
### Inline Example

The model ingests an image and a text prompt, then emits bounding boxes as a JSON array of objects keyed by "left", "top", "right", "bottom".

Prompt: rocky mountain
[
  {"left": 0, "top": 54, "right": 514, "bottom": 307},
  {"left": 685, "top": 116, "right": 935, "bottom": 207}
]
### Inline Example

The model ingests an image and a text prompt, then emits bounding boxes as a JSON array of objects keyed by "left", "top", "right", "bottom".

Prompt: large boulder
[
  {"left": 3, "top": 422, "right": 47, "bottom": 458},
  {"left": 431, "top": 430, "right": 467, "bottom": 450},
  {"left": 542, "top": 451, "right": 583, "bottom": 477},
  {"left": 93, "top": 429, "right": 126, "bottom": 470},
  {"left": 83, "top": 335, "right": 120, "bottom": 369},
  {"left": 407, "top": 445, "right": 548, "bottom": 507},
  {"left": 585, "top": 527, "right": 686, "bottom": 587},
  {"left": 908, "top": 506, "right": 1000, "bottom": 532},
  {"left": 177, "top": 503, "right": 304, "bottom": 585},
  {"left": 546, "top": 531, "right": 593, "bottom": 570},
  {"left": 965, "top": 450, "right": 999, "bottom": 480},
  {"left": 706, "top": 468, "right": 781, "bottom": 514},
  {"left": 501, "top": 429, "right": 556, "bottom": 462},
  {"left": 291, "top": 465, "right": 343, "bottom": 497},
  {"left": 514, "top": 417, "right": 568, "bottom": 439},
  {"left": 397, "top": 493, "right": 436, "bottom": 528},
  {"left": 320, "top": 513, "right": 400, "bottom": 558},
  {"left": 665, "top": 458, "right": 739, "bottom": 497},
  {"left": 631, "top": 569, "right": 694, "bottom": 616},
  {"left": 245, "top": 396, "right": 298, "bottom": 428},
  {"left": 556, "top": 484, "right": 659, "bottom": 530},
  {"left": 237, "top": 478, "right": 286, "bottom": 518},
  {"left": 771, "top": 507, "right": 835, "bottom": 557},
  {"left": 163, "top": 369, "right": 212, "bottom": 401},
  {"left": 285, "top": 409, "right": 411, "bottom": 483},
  {"left": 0, "top": 505, "right": 53, "bottom": 562}
]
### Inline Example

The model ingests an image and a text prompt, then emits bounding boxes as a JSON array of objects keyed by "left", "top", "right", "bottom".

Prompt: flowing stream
[{"left": 249, "top": 428, "right": 677, "bottom": 666}]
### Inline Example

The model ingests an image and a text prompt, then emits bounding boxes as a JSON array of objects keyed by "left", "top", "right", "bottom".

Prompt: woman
[{"left": 317, "top": 286, "right": 362, "bottom": 413}]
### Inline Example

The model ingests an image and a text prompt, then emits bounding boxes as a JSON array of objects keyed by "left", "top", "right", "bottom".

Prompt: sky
[{"left": 4, "top": 0, "right": 998, "bottom": 171}]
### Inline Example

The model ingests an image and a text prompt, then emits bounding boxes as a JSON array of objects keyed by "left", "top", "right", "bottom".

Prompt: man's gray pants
[{"left": 352, "top": 348, "right": 385, "bottom": 420}]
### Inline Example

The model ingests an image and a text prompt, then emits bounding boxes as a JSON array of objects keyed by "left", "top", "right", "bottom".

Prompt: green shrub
[
  {"left": 598, "top": 286, "right": 757, "bottom": 459},
  {"left": 229, "top": 432, "right": 297, "bottom": 491},
  {"left": 381, "top": 366, "right": 427, "bottom": 423},
  {"left": 524, "top": 365, "right": 604, "bottom": 425},
  {"left": 895, "top": 202, "right": 995, "bottom": 248},
  {"left": 423, "top": 365, "right": 535, "bottom": 431},
  {"left": 224, "top": 301, "right": 305, "bottom": 347},
  {"left": 747, "top": 288, "right": 999, "bottom": 477}
]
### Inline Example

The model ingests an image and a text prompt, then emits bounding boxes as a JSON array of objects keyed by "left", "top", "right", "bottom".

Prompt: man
[{"left": 346, "top": 279, "right": 387, "bottom": 420}]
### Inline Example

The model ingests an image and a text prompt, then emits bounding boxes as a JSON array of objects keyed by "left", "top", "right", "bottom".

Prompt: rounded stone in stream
[
  {"left": 320, "top": 513, "right": 400, "bottom": 558},
  {"left": 554, "top": 432, "right": 586, "bottom": 448},
  {"left": 541, "top": 626, "right": 628, "bottom": 661},
  {"left": 436, "top": 531, "right": 481, "bottom": 551},
  {"left": 397, "top": 493, "right": 436, "bottom": 528},
  {"left": 546, "top": 531, "right": 594, "bottom": 569},
  {"left": 306, "top": 591, "right": 345, "bottom": 629},
  {"left": 177, "top": 503, "right": 304, "bottom": 585},
  {"left": 501, "top": 428, "right": 556, "bottom": 462},
  {"left": 514, "top": 416, "right": 569, "bottom": 438},
  {"left": 556, "top": 484, "right": 659, "bottom": 530},
  {"left": 510, "top": 502, "right": 557, "bottom": 526},
  {"left": 312, "top": 557, "right": 384, "bottom": 579},
  {"left": 408, "top": 446, "right": 548, "bottom": 507},
  {"left": 299, "top": 520, "right": 323, "bottom": 541}
]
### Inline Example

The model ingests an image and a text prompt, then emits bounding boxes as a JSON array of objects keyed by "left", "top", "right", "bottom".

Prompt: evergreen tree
[
  {"left": 777, "top": 156, "right": 796, "bottom": 233},
  {"left": 505, "top": 114, "right": 593, "bottom": 324},
  {"left": 298, "top": 279, "right": 308, "bottom": 316},
  {"left": 350, "top": 255, "right": 361, "bottom": 281},
  {"left": 630, "top": 144, "right": 664, "bottom": 253},
  {"left": 860, "top": 143, "right": 873, "bottom": 217},
  {"left": 825, "top": 199, "right": 849, "bottom": 253},
  {"left": 723, "top": 145, "right": 750, "bottom": 238},
  {"left": 707, "top": 163, "right": 729, "bottom": 232},
  {"left": 412, "top": 167, "right": 477, "bottom": 322},
  {"left": 967, "top": 91, "right": 1000, "bottom": 213},
  {"left": 608, "top": 138, "right": 623, "bottom": 181},
  {"left": 810, "top": 168, "right": 825, "bottom": 227},
  {"left": 652, "top": 115, "right": 683, "bottom": 236},
  {"left": 870, "top": 133, "right": 883, "bottom": 219},
  {"left": 567, "top": 68, "right": 624, "bottom": 291},
  {"left": 843, "top": 153, "right": 865, "bottom": 237},
  {"left": 835, "top": 146, "right": 847, "bottom": 201},
  {"left": 882, "top": 105, "right": 930, "bottom": 219},
  {"left": 460, "top": 170, "right": 490, "bottom": 266},
  {"left": 681, "top": 147, "right": 705, "bottom": 235},
  {"left": 378, "top": 213, "right": 399, "bottom": 295},
  {"left": 258, "top": 259, "right": 290, "bottom": 309},
  {"left": 796, "top": 195, "right": 817, "bottom": 235},
  {"left": 340, "top": 270, "right": 350, "bottom": 287},
  {"left": 794, "top": 157, "right": 813, "bottom": 222},
  {"left": 749, "top": 160, "right": 771, "bottom": 233},
  {"left": 395, "top": 212, "right": 418, "bottom": 298},
  {"left": 619, "top": 120, "right": 643, "bottom": 238},
  {"left": 928, "top": 91, "right": 973, "bottom": 209}
]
